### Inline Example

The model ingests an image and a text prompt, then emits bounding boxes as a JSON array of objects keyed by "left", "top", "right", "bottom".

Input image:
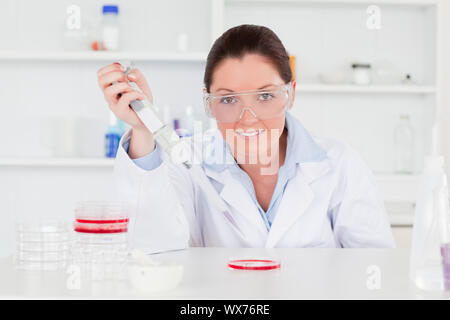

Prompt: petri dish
[
  {"left": 14, "top": 259, "right": 68, "bottom": 271},
  {"left": 16, "top": 250, "right": 71, "bottom": 262},
  {"left": 73, "top": 221, "right": 128, "bottom": 234},
  {"left": 228, "top": 258, "right": 281, "bottom": 271},
  {"left": 16, "top": 221, "right": 73, "bottom": 242},
  {"left": 74, "top": 201, "right": 130, "bottom": 222},
  {"left": 17, "top": 241, "right": 72, "bottom": 252},
  {"left": 16, "top": 221, "right": 72, "bottom": 233}
]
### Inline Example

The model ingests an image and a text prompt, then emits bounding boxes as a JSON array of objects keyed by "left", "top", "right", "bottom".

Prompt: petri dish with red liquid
[
  {"left": 228, "top": 258, "right": 281, "bottom": 271},
  {"left": 73, "top": 201, "right": 130, "bottom": 281}
]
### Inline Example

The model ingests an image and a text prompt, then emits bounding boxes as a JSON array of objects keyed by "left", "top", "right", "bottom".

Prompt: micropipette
[
  {"left": 118, "top": 61, "right": 233, "bottom": 219},
  {"left": 119, "top": 61, "right": 192, "bottom": 169}
]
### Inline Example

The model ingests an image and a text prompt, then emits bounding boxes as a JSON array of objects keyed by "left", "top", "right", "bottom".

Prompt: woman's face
[{"left": 208, "top": 53, "right": 296, "bottom": 166}]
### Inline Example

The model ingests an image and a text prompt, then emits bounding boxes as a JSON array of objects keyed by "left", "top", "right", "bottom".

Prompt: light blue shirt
[{"left": 122, "top": 112, "right": 327, "bottom": 231}]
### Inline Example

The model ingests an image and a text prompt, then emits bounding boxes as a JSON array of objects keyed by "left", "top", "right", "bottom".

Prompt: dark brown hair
[{"left": 204, "top": 24, "right": 292, "bottom": 93}]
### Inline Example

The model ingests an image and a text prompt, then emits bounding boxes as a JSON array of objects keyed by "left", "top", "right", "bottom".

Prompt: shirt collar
[{"left": 202, "top": 112, "right": 327, "bottom": 172}]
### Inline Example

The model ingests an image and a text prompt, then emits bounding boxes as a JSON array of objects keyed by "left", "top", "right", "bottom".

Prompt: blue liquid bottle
[{"left": 105, "top": 113, "right": 123, "bottom": 158}]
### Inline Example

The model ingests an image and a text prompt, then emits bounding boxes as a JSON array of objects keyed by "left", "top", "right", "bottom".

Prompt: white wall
[{"left": 1, "top": 0, "right": 449, "bottom": 257}]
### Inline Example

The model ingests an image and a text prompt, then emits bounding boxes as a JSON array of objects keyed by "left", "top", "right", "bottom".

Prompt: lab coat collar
[
  {"left": 201, "top": 113, "right": 329, "bottom": 243},
  {"left": 265, "top": 161, "right": 331, "bottom": 248}
]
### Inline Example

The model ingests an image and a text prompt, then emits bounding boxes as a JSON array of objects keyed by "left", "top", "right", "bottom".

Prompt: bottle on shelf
[
  {"left": 105, "top": 112, "right": 122, "bottom": 158},
  {"left": 394, "top": 114, "right": 415, "bottom": 174},
  {"left": 183, "top": 105, "right": 195, "bottom": 136},
  {"left": 100, "top": 4, "right": 120, "bottom": 51},
  {"left": 351, "top": 63, "right": 372, "bottom": 85},
  {"left": 289, "top": 55, "right": 296, "bottom": 81}
]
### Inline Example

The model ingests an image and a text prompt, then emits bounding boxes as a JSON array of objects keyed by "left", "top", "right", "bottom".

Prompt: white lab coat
[{"left": 114, "top": 130, "right": 395, "bottom": 253}]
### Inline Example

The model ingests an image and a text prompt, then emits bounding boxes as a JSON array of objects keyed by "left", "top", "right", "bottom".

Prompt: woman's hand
[
  {"left": 97, "top": 63, "right": 156, "bottom": 158},
  {"left": 97, "top": 63, "right": 154, "bottom": 130}
]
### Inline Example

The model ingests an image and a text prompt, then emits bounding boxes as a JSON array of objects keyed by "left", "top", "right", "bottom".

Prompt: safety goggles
[{"left": 203, "top": 82, "right": 293, "bottom": 123}]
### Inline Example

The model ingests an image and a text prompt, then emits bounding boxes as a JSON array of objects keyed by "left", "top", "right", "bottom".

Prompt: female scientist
[{"left": 97, "top": 24, "right": 395, "bottom": 252}]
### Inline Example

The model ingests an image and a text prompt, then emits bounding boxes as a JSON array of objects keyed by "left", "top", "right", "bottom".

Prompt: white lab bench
[{"left": 0, "top": 248, "right": 449, "bottom": 300}]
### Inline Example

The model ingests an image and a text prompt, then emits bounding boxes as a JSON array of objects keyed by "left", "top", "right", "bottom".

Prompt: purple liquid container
[{"left": 441, "top": 243, "right": 450, "bottom": 290}]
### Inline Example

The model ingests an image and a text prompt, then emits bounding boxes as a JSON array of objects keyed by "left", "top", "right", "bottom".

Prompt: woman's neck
[{"left": 238, "top": 127, "right": 288, "bottom": 179}]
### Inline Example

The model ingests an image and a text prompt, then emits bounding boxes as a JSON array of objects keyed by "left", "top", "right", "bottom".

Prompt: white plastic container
[
  {"left": 410, "top": 155, "right": 450, "bottom": 291},
  {"left": 351, "top": 63, "right": 372, "bottom": 85}
]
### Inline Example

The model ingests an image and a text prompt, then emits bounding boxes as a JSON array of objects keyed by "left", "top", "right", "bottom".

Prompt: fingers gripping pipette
[{"left": 118, "top": 61, "right": 192, "bottom": 169}]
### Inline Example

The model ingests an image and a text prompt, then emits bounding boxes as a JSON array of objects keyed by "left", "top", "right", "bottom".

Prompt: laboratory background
[{"left": 1, "top": 0, "right": 450, "bottom": 259}]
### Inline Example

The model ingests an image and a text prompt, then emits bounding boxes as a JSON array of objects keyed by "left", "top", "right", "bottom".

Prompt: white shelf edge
[
  {"left": 375, "top": 173, "right": 420, "bottom": 182},
  {"left": 296, "top": 84, "right": 437, "bottom": 94},
  {"left": 388, "top": 212, "right": 414, "bottom": 226},
  {"left": 0, "top": 51, "right": 208, "bottom": 62},
  {"left": 227, "top": 0, "right": 437, "bottom": 6},
  {"left": 0, "top": 158, "right": 115, "bottom": 168}
]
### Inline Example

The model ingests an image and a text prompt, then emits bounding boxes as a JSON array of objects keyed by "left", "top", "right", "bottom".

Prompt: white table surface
[{"left": 1, "top": 248, "right": 449, "bottom": 299}]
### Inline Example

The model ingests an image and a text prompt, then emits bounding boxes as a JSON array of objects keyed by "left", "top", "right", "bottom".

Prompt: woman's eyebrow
[{"left": 216, "top": 84, "right": 275, "bottom": 92}]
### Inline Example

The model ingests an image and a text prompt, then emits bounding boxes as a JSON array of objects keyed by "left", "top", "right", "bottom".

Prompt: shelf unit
[
  {"left": 0, "top": 157, "right": 114, "bottom": 168},
  {"left": 0, "top": 156, "right": 419, "bottom": 181},
  {"left": 295, "top": 84, "right": 436, "bottom": 94},
  {"left": 225, "top": 0, "right": 437, "bottom": 6},
  {"left": 0, "top": 51, "right": 208, "bottom": 62},
  {"left": 0, "top": 0, "right": 444, "bottom": 205}
]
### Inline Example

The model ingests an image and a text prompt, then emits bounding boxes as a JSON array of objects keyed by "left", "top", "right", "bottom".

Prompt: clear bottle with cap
[
  {"left": 410, "top": 155, "right": 450, "bottom": 291},
  {"left": 394, "top": 114, "right": 415, "bottom": 174},
  {"left": 101, "top": 4, "right": 120, "bottom": 51}
]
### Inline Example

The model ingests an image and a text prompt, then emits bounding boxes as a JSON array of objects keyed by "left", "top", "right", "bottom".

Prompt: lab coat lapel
[
  {"left": 266, "top": 161, "right": 330, "bottom": 248},
  {"left": 204, "top": 167, "right": 268, "bottom": 238}
]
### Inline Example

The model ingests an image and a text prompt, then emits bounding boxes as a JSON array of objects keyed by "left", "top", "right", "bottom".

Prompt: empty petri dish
[
  {"left": 75, "top": 201, "right": 130, "bottom": 222},
  {"left": 17, "top": 231, "right": 72, "bottom": 243},
  {"left": 16, "top": 221, "right": 72, "bottom": 233},
  {"left": 16, "top": 250, "right": 71, "bottom": 262},
  {"left": 14, "top": 259, "right": 68, "bottom": 271},
  {"left": 17, "top": 241, "right": 72, "bottom": 252}
]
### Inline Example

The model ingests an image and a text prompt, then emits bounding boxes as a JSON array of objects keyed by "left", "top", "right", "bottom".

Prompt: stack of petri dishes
[
  {"left": 72, "top": 201, "right": 129, "bottom": 281},
  {"left": 15, "top": 221, "right": 72, "bottom": 271}
]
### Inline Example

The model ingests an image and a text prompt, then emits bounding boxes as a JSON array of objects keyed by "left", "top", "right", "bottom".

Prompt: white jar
[{"left": 351, "top": 63, "right": 372, "bottom": 85}]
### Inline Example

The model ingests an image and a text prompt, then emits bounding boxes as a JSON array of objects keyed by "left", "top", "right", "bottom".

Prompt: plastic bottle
[
  {"left": 394, "top": 114, "right": 415, "bottom": 174},
  {"left": 410, "top": 154, "right": 450, "bottom": 291},
  {"left": 105, "top": 112, "right": 122, "bottom": 158},
  {"left": 101, "top": 5, "right": 120, "bottom": 51},
  {"left": 183, "top": 105, "right": 195, "bottom": 136}
]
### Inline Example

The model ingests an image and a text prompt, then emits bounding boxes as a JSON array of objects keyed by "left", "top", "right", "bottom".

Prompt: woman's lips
[{"left": 235, "top": 128, "right": 266, "bottom": 138}]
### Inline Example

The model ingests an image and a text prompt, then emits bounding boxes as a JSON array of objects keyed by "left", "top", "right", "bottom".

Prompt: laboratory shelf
[
  {"left": 0, "top": 51, "right": 208, "bottom": 62},
  {"left": 227, "top": 0, "right": 437, "bottom": 7},
  {"left": 375, "top": 173, "right": 420, "bottom": 203},
  {"left": 0, "top": 157, "right": 115, "bottom": 168},
  {"left": 295, "top": 84, "right": 437, "bottom": 95},
  {"left": 385, "top": 199, "right": 415, "bottom": 226}
]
